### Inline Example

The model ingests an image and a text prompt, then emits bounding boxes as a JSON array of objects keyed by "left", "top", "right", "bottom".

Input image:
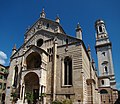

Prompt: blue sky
[{"left": 0, "top": 0, "right": 120, "bottom": 89}]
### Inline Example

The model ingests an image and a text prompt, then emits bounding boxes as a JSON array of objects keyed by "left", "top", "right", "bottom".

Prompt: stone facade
[{"left": 5, "top": 9, "right": 117, "bottom": 104}]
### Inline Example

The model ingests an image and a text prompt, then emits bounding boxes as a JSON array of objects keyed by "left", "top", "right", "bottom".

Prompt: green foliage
[
  {"left": 11, "top": 92, "right": 17, "bottom": 98},
  {"left": 25, "top": 92, "right": 34, "bottom": 103},
  {"left": 0, "top": 68, "right": 9, "bottom": 80},
  {"left": 52, "top": 99, "right": 72, "bottom": 104},
  {"left": 0, "top": 68, "right": 4, "bottom": 72},
  {"left": 41, "top": 93, "right": 46, "bottom": 97},
  {"left": 52, "top": 100, "right": 62, "bottom": 104},
  {"left": 62, "top": 99, "right": 72, "bottom": 104},
  {"left": 4, "top": 68, "right": 9, "bottom": 74},
  {"left": 0, "top": 68, "right": 8, "bottom": 73},
  {"left": 11, "top": 92, "right": 17, "bottom": 102}
]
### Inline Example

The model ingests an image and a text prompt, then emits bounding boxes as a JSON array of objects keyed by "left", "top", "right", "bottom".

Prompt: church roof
[{"left": 25, "top": 17, "right": 66, "bottom": 37}]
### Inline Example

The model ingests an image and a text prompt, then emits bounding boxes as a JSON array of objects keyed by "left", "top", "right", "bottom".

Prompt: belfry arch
[{"left": 100, "top": 89, "right": 108, "bottom": 94}]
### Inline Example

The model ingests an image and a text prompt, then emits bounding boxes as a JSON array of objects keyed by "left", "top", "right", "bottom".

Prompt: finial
[
  {"left": 76, "top": 22, "right": 82, "bottom": 31},
  {"left": 75, "top": 22, "right": 82, "bottom": 40},
  {"left": 40, "top": 8, "right": 46, "bottom": 18},
  {"left": 12, "top": 44, "right": 17, "bottom": 55},
  {"left": 12, "top": 44, "right": 17, "bottom": 50},
  {"left": 77, "top": 23, "right": 80, "bottom": 28},
  {"left": 87, "top": 45, "right": 91, "bottom": 51},
  {"left": 55, "top": 14, "right": 60, "bottom": 23}
]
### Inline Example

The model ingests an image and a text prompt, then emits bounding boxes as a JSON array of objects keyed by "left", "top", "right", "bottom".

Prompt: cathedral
[{"left": 5, "top": 9, "right": 118, "bottom": 104}]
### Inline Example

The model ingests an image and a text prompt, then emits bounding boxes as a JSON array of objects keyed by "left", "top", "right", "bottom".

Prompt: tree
[{"left": 25, "top": 92, "right": 33, "bottom": 104}]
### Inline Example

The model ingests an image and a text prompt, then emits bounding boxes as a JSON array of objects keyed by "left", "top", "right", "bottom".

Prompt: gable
[
  {"left": 24, "top": 18, "right": 66, "bottom": 43},
  {"left": 11, "top": 45, "right": 48, "bottom": 60}
]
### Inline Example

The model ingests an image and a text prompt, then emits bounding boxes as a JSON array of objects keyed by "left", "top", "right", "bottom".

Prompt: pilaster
[{"left": 53, "top": 37, "right": 58, "bottom": 101}]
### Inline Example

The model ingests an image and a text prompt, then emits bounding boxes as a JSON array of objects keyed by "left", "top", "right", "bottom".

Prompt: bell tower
[{"left": 95, "top": 19, "right": 116, "bottom": 88}]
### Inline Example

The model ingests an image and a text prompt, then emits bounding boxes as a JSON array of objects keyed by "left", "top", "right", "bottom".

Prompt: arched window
[
  {"left": 102, "top": 52, "right": 105, "bottom": 56},
  {"left": 101, "top": 80, "right": 104, "bottom": 85},
  {"left": 100, "top": 89, "right": 108, "bottom": 94},
  {"left": 37, "top": 39, "right": 43, "bottom": 47},
  {"left": 66, "top": 39, "right": 68, "bottom": 44},
  {"left": 13, "top": 66, "right": 18, "bottom": 87},
  {"left": 99, "top": 26, "right": 102, "bottom": 32},
  {"left": 26, "top": 52, "right": 41, "bottom": 69},
  {"left": 46, "top": 23, "right": 49, "bottom": 29},
  {"left": 105, "top": 66, "right": 108, "bottom": 74},
  {"left": 49, "top": 48, "right": 52, "bottom": 54},
  {"left": 64, "top": 56, "right": 72, "bottom": 85}
]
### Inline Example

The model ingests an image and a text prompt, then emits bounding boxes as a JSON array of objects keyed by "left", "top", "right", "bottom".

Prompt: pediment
[{"left": 24, "top": 18, "right": 66, "bottom": 42}]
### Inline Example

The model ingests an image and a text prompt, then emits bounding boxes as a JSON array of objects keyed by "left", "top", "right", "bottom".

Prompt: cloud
[
  {"left": 0, "top": 51, "right": 7, "bottom": 65},
  {"left": 0, "top": 59, "right": 6, "bottom": 65}
]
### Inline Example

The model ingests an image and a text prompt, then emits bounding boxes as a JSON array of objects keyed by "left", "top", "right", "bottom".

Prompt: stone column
[
  {"left": 53, "top": 38, "right": 58, "bottom": 101},
  {"left": 39, "top": 84, "right": 41, "bottom": 100},
  {"left": 22, "top": 84, "right": 25, "bottom": 102},
  {"left": 39, "top": 68, "right": 42, "bottom": 100},
  {"left": 61, "top": 58, "right": 64, "bottom": 86},
  {"left": 20, "top": 80, "right": 23, "bottom": 100}
]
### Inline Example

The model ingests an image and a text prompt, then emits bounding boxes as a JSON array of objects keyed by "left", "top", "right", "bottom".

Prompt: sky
[{"left": 0, "top": 0, "right": 120, "bottom": 89}]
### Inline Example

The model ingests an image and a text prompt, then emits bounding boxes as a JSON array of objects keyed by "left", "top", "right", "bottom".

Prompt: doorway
[
  {"left": 24, "top": 72, "right": 39, "bottom": 104},
  {"left": 33, "top": 89, "right": 39, "bottom": 104}
]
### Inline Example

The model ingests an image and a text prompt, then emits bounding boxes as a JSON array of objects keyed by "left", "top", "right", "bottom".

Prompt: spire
[
  {"left": 12, "top": 44, "right": 16, "bottom": 51},
  {"left": 12, "top": 44, "right": 17, "bottom": 55},
  {"left": 76, "top": 23, "right": 82, "bottom": 31},
  {"left": 87, "top": 45, "right": 92, "bottom": 61},
  {"left": 76, "top": 23, "right": 82, "bottom": 40},
  {"left": 40, "top": 8, "right": 46, "bottom": 18},
  {"left": 55, "top": 14, "right": 60, "bottom": 23},
  {"left": 87, "top": 45, "right": 91, "bottom": 51}
]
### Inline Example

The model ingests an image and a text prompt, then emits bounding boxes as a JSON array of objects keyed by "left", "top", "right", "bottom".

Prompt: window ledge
[{"left": 62, "top": 85, "right": 72, "bottom": 87}]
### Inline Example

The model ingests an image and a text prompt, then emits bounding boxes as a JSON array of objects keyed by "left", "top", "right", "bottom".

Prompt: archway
[
  {"left": 26, "top": 52, "right": 41, "bottom": 69},
  {"left": 24, "top": 72, "right": 39, "bottom": 104},
  {"left": 100, "top": 89, "right": 108, "bottom": 94}
]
